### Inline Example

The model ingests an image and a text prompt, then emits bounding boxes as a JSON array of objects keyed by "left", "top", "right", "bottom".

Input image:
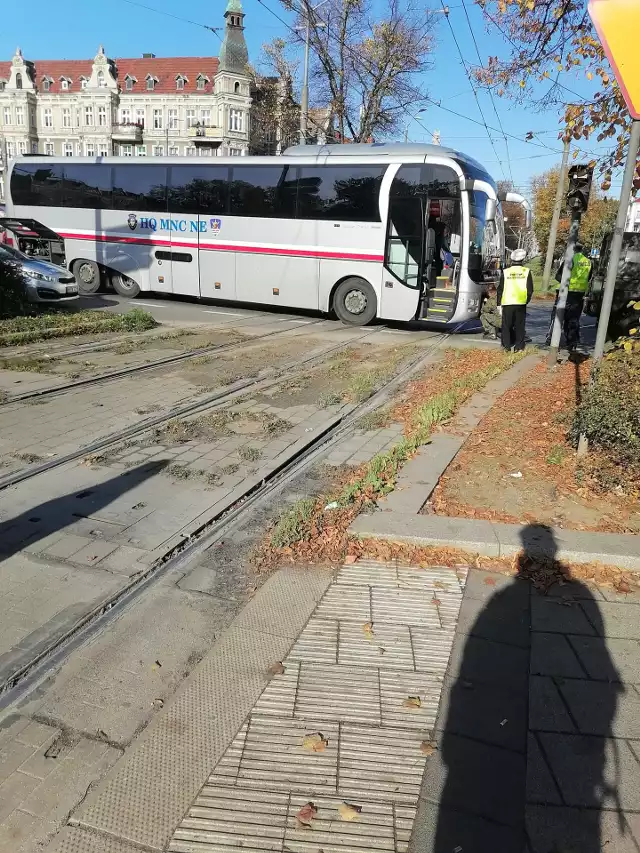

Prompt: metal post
[
  {"left": 577, "top": 118, "right": 640, "bottom": 456},
  {"left": 542, "top": 136, "right": 571, "bottom": 292},
  {"left": 547, "top": 208, "right": 582, "bottom": 367},
  {"left": 300, "top": 13, "right": 310, "bottom": 144}
]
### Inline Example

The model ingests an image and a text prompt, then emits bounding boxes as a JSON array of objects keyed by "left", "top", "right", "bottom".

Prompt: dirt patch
[{"left": 429, "top": 360, "right": 640, "bottom": 534}]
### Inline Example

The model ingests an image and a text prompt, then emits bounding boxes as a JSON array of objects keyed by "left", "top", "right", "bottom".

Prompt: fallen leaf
[
  {"left": 484, "top": 577, "right": 497, "bottom": 586},
  {"left": 296, "top": 802, "right": 317, "bottom": 828},
  {"left": 338, "top": 802, "right": 362, "bottom": 821},
  {"left": 402, "top": 696, "right": 422, "bottom": 710},
  {"left": 378, "top": 647, "right": 386, "bottom": 655},
  {"left": 302, "top": 732, "right": 328, "bottom": 753},
  {"left": 344, "top": 554, "right": 358, "bottom": 564},
  {"left": 267, "top": 661, "right": 285, "bottom": 677},
  {"left": 616, "top": 580, "right": 632, "bottom": 594},
  {"left": 152, "top": 660, "right": 162, "bottom": 670},
  {"left": 434, "top": 581, "right": 447, "bottom": 589},
  {"left": 420, "top": 740, "right": 438, "bottom": 756},
  {"left": 362, "top": 622, "right": 375, "bottom": 639},
  {"left": 431, "top": 597, "right": 441, "bottom": 605}
]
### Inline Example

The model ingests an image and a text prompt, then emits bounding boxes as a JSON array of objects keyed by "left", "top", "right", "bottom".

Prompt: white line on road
[
  {"left": 203, "top": 310, "right": 250, "bottom": 317},
  {"left": 284, "top": 319, "right": 314, "bottom": 324},
  {"left": 136, "top": 302, "right": 168, "bottom": 309}
]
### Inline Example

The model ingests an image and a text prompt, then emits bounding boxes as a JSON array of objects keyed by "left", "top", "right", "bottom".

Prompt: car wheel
[
  {"left": 111, "top": 272, "right": 141, "bottom": 298},
  {"left": 72, "top": 259, "right": 102, "bottom": 295},
  {"left": 332, "top": 277, "right": 377, "bottom": 326}
]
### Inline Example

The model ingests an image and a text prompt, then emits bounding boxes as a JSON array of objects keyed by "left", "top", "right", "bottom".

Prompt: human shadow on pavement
[
  {"left": 0, "top": 460, "right": 168, "bottom": 563},
  {"left": 412, "top": 523, "right": 622, "bottom": 853}
]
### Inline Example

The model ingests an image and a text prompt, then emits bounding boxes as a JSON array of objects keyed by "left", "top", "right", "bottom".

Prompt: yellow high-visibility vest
[
  {"left": 501, "top": 265, "right": 529, "bottom": 305},
  {"left": 569, "top": 252, "right": 591, "bottom": 293}
]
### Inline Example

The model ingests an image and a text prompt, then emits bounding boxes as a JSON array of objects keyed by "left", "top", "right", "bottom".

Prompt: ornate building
[{"left": 0, "top": 0, "right": 251, "bottom": 199}]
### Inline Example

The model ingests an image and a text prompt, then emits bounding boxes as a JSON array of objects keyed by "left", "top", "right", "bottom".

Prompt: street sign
[{"left": 589, "top": 0, "right": 640, "bottom": 119}]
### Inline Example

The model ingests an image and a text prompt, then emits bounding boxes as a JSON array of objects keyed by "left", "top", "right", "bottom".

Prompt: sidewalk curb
[{"left": 349, "top": 512, "right": 640, "bottom": 572}]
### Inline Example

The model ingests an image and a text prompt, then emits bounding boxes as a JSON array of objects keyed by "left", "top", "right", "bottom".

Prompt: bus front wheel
[
  {"left": 111, "top": 272, "right": 141, "bottom": 298},
  {"left": 333, "top": 278, "right": 377, "bottom": 326},
  {"left": 72, "top": 259, "right": 102, "bottom": 295}
]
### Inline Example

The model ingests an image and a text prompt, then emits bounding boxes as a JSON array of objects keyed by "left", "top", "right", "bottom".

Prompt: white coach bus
[{"left": 3, "top": 143, "right": 506, "bottom": 326}]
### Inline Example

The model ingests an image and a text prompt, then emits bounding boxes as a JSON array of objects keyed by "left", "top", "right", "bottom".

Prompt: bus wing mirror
[{"left": 485, "top": 198, "right": 497, "bottom": 223}]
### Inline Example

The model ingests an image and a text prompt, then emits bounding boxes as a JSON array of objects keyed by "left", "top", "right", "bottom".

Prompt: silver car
[{"left": 0, "top": 244, "right": 79, "bottom": 303}]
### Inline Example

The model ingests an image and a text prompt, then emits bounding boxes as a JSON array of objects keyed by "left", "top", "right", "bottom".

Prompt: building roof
[{"left": 0, "top": 56, "right": 220, "bottom": 94}]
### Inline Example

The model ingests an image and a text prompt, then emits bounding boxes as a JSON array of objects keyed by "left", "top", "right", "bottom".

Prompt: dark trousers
[
  {"left": 546, "top": 291, "right": 585, "bottom": 349},
  {"left": 501, "top": 304, "right": 527, "bottom": 351}
]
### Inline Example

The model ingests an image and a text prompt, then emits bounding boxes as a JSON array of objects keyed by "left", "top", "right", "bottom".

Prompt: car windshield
[{"left": 0, "top": 244, "right": 27, "bottom": 262}]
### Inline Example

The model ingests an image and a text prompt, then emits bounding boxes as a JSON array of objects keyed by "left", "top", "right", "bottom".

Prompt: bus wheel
[
  {"left": 111, "top": 272, "right": 141, "bottom": 298},
  {"left": 333, "top": 278, "right": 377, "bottom": 326},
  {"left": 72, "top": 259, "right": 101, "bottom": 295}
]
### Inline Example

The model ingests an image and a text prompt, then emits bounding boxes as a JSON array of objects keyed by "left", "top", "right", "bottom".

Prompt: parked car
[{"left": 0, "top": 243, "right": 79, "bottom": 303}]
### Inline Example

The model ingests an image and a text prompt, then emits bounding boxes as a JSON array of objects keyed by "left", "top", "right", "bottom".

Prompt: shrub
[{"left": 0, "top": 257, "right": 28, "bottom": 319}]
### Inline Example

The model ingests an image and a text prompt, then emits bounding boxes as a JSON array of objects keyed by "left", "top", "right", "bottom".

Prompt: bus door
[{"left": 382, "top": 195, "right": 426, "bottom": 319}]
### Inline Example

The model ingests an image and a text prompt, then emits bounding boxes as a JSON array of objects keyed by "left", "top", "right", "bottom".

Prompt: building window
[
  {"left": 45, "top": 142, "right": 54, "bottom": 156},
  {"left": 152, "top": 145, "right": 164, "bottom": 156},
  {"left": 64, "top": 142, "right": 73, "bottom": 157},
  {"left": 186, "top": 109, "right": 196, "bottom": 128},
  {"left": 153, "top": 109, "right": 163, "bottom": 130},
  {"left": 125, "top": 76, "right": 134, "bottom": 91},
  {"left": 234, "top": 81, "right": 240, "bottom": 94},
  {"left": 3, "top": 106, "right": 10, "bottom": 125},
  {"left": 200, "top": 109, "right": 210, "bottom": 125},
  {"left": 97, "top": 70, "right": 106, "bottom": 88},
  {"left": 42, "top": 78, "right": 51, "bottom": 92},
  {"left": 62, "top": 108, "right": 71, "bottom": 128},
  {"left": 146, "top": 76, "right": 155, "bottom": 91},
  {"left": 85, "top": 105, "right": 94, "bottom": 126},
  {"left": 85, "top": 143, "right": 95, "bottom": 157},
  {"left": 32, "top": 142, "right": 38, "bottom": 154},
  {"left": 169, "top": 146, "right": 179, "bottom": 156},
  {"left": 136, "top": 108, "right": 145, "bottom": 127},
  {"left": 6, "top": 141, "right": 14, "bottom": 158},
  {"left": 186, "top": 146, "right": 196, "bottom": 157},
  {"left": 199, "top": 147, "right": 214, "bottom": 157},
  {"left": 0, "top": 80, "right": 5, "bottom": 92},
  {"left": 136, "top": 145, "right": 147, "bottom": 157},
  {"left": 98, "top": 105, "right": 107, "bottom": 127},
  {"left": 120, "top": 108, "right": 131, "bottom": 124},
  {"left": 229, "top": 109, "right": 243, "bottom": 132},
  {"left": 18, "top": 141, "right": 27, "bottom": 155},
  {"left": 43, "top": 108, "right": 53, "bottom": 128},
  {"left": 121, "top": 144, "right": 133, "bottom": 157},
  {"left": 196, "top": 75, "right": 206, "bottom": 90},
  {"left": 176, "top": 76, "right": 184, "bottom": 91},
  {"left": 61, "top": 78, "right": 69, "bottom": 90},
  {"left": 168, "top": 109, "right": 178, "bottom": 130},
  {"left": 229, "top": 148, "right": 242, "bottom": 156},
  {"left": 16, "top": 73, "right": 22, "bottom": 89},
  {"left": 76, "top": 142, "right": 82, "bottom": 156},
  {"left": 81, "top": 77, "right": 88, "bottom": 89},
  {"left": 99, "top": 143, "right": 109, "bottom": 157},
  {"left": 15, "top": 106, "right": 24, "bottom": 126}
]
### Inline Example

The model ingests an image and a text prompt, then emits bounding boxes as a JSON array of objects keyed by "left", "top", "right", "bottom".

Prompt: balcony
[
  {"left": 112, "top": 122, "right": 144, "bottom": 143},
  {"left": 188, "top": 124, "right": 223, "bottom": 145}
]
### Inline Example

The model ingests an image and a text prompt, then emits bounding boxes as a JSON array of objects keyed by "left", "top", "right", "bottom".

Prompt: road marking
[
  {"left": 284, "top": 319, "right": 314, "bottom": 324},
  {"left": 203, "top": 310, "right": 250, "bottom": 317},
  {"left": 136, "top": 302, "right": 168, "bottom": 309}
]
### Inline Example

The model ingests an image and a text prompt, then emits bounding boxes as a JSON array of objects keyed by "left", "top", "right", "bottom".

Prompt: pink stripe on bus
[{"left": 58, "top": 231, "right": 384, "bottom": 263}]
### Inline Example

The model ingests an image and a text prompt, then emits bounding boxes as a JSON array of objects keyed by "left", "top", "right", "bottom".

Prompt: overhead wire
[{"left": 114, "top": 0, "right": 222, "bottom": 36}]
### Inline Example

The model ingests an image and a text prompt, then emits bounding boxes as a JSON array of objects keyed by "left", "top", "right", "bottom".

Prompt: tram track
[
  {"left": 2, "top": 316, "right": 331, "bottom": 404},
  {"left": 0, "top": 325, "right": 457, "bottom": 706},
  {"left": 0, "top": 323, "right": 389, "bottom": 491}
]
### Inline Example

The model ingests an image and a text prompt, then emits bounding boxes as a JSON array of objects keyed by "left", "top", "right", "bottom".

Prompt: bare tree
[{"left": 278, "top": 0, "right": 436, "bottom": 142}]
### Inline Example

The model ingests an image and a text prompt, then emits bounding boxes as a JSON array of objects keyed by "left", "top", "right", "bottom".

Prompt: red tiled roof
[{"left": 0, "top": 56, "right": 220, "bottom": 94}]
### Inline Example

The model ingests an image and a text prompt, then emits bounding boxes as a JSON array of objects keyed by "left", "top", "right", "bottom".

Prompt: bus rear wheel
[
  {"left": 333, "top": 278, "right": 377, "bottom": 326},
  {"left": 72, "top": 259, "right": 101, "bottom": 295},
  {"left": 111, "top": 272, "right": 141, "bottom": 298}
]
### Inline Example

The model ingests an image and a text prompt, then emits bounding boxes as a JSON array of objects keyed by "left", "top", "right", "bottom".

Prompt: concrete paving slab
[
  {"left": 446, "top": 633, "right": 531, "bottom": 695},
  {"left": 526, "top": 804, "right": 639, "bottom": 853},
  {"left": 530, "top": 632, "right": 587, "bottom": 678},
  {"left": 526, "top": 732, "right": 563, "bottom": 805},
  {"left": 528, "top": 675, "right": 576, "bottom": 733},
  {"left": 557, "top": 678, "right": 640, "bottom": 737},
  {"left": 580, "top": 599, "right": 640, "bottom": 640},
  {"left": 409, "top": 799, "right": 525, "bottom": 853},
  {"left": 530, "top": 597, "right": 597, "bottom": 636},
  {"left": 44, "top": 826, "right": 142, "bottom": 853},
  {"left": 568, "top": 635, "right": 640, "bottom": 683},
  {"left": 350, "top": 512, "right": 501, "bottom": 554}
]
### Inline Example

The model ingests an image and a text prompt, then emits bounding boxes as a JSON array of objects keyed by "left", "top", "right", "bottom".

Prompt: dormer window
[
  {"left": 125, "top": 74, "right": 136, "bottom": 91},
  {"left": 97, "top": 70, "right": 106, "bottom": 88},
  {"left": 146, "top": 74, "right": 157, "bottom": 91},
  {"left": 176, "top": 75, "right": 186, "bottom": 91},
  {"left": 15, "top": 73, "right": 22, "bottom": 89},
  {"left": 196, "top": 74, "right": 208, "bottom": 91},
  {"left": 80, "top": 76, "right": 88, "bottom": 89},
  {"left": 60, "top": 76, "right": 71, "bottom": 90},
  {"left": 0, "top": 80, "right": 6, "bottom": 92},
  {"left": 42, "top": 77, "right": 52, "bottom": 92}
]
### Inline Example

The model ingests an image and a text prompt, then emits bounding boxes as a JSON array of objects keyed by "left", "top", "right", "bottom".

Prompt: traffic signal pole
[
  {"left": 547, "top": 209, "right": 582, "bottom": 367},
  {"left": 542, "top": 136, "right": 571, "bottom": 292}
]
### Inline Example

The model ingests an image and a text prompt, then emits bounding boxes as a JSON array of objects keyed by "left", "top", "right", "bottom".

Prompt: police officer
[
  {"left": 545, "top": 243, "right": 593, "bottom": 351},
  {"left": 497, "top": 248, "right": 533, "bottom": 351}
]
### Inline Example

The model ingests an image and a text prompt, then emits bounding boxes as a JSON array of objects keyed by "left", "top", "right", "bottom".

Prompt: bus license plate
[{"left": 66, "top": 285, "right": 79, "bottom": 294}]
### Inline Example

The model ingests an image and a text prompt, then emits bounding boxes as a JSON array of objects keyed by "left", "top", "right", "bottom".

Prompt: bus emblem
[
  {"left": 210, "top": 218, "right": 221, "bottom": 234},
  {"left": 128, "top": 214, "right": 138, "bottom": 231}
]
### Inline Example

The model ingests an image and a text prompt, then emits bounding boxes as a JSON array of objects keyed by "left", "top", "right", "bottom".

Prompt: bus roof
[{"left": 284, "top": 142, "right": 460, "bottom": 158}]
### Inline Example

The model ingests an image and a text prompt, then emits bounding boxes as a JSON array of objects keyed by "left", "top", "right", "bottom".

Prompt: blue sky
[{"left": 2, "top": 0, "right": 621, "bottom": 197}]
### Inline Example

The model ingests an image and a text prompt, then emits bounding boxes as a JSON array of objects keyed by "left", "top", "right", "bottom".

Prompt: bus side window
[{"left": 385, "top": 196, "right": 424, "bottom": 289}]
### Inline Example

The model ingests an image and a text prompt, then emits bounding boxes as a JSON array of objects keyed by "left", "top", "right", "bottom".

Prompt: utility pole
[
  {"left": 298, "top": 0, "right": 327, "bottom": 145},
  {"left": 577, "top": 119, "right": 640, "bottom": 454},
  {"left": 541, "top": 135, "right": 570, "bottom": 292}
]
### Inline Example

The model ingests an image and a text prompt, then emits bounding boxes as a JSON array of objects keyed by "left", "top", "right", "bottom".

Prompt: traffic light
[{"left": 567, "top": 164, "right": 594, "bottom": 213}]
